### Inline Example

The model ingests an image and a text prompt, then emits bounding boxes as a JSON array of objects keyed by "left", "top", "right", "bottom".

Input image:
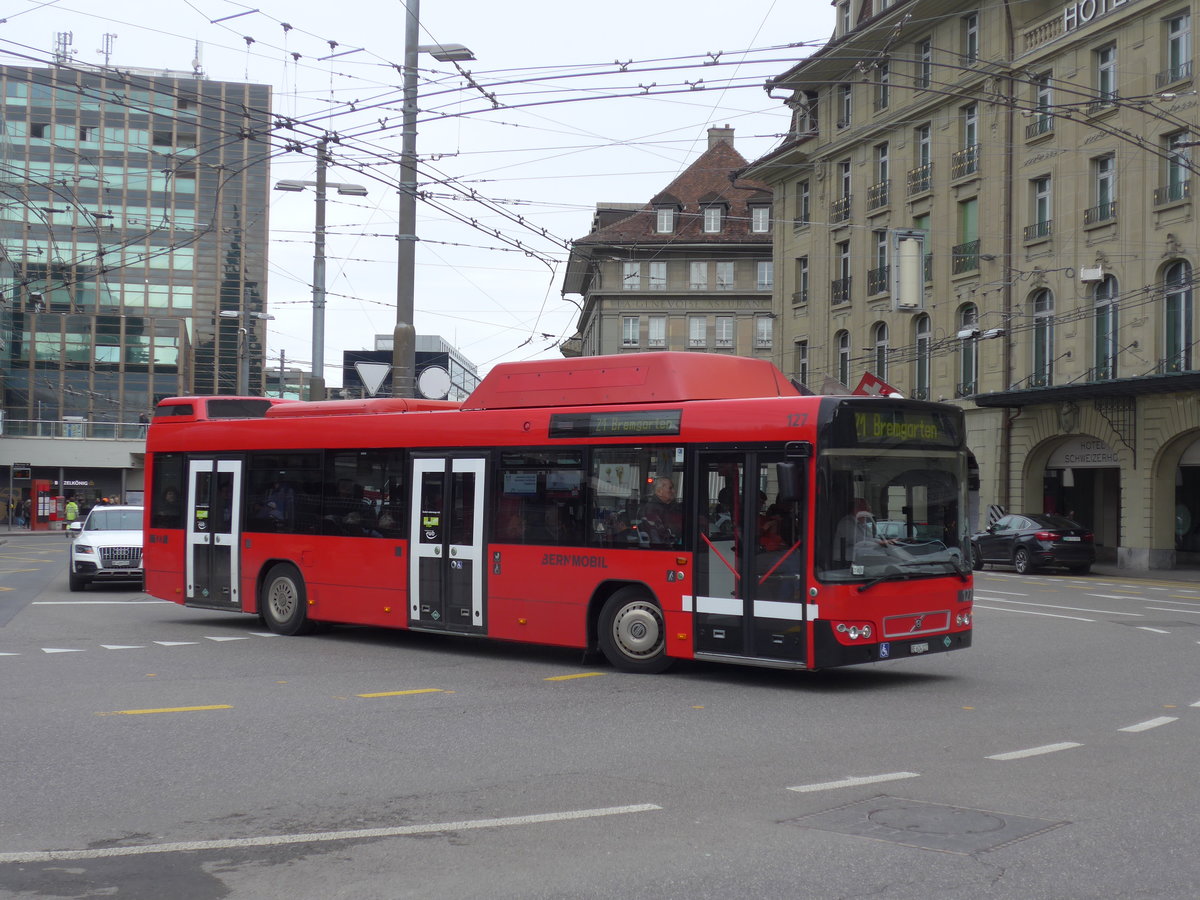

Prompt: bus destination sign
[
  {"left": 841, "top": 406, "right": 961, "bottom": 449},
  {"left": 549, "top": 409, "right": 682, "bottom": 439}
]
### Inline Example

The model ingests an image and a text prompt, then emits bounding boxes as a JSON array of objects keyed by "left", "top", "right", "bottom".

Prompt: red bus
[{"left": 144, "top": 352, "right": 972, "bottom": 673}]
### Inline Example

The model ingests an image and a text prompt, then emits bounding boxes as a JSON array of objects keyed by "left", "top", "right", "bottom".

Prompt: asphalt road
[{"left": 1, "top": 532, "right": 1198, "bottom": 899}]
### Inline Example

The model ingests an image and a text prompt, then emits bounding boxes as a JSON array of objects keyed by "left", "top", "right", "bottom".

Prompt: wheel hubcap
[
  {"left": 269, "top": 579, "right": 297, "bottom": 619},
  {"left": 612, "top": 602, "right": 663, "bottom": 659}
]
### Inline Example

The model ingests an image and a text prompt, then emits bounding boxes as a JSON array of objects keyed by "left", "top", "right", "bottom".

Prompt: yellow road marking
[
  {"left": 100, "top": 705, "right": 232, "bottom": 716},
  {"left": 544, "top": 672, "right": 605, "bottom": 681},
  {"left": 356, "top": 688, "right": 445, "bottom": 698}
]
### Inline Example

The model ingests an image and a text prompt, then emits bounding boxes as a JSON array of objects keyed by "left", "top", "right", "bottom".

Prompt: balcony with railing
[
  {"left": 866, "top": 179, "right": 890, "bottom": 211},
  {"left": 1086, "top": 93, "right": 1119, "bottom": 116},
  {"left": 1083, "top": 201, "right": 1117, "bottom": 226},
  {"left": 951, "top": 239, "right": 980, "bottom": 274},
  {"left": 1156, "top": 61, "right": 1192, "bottom": 89},
  {"left": 1025, "top": 115, "right": 1054, "bottom": 140},
  {"left": 955, "top": 381, "right": 976, "bottom": 398},
  {"left": 1153, "top": 180, "right": 1191, "bottom": 207},
  {"left": 911, "top": 386, "right": 930, "bottom": 401},
  {"left": 831, "top": 276, "right": 852, "bottom": 304},
  {"left": 830, "top": 195, "right": 851, "bottom": 224},
  {"left": 866, "top": 264, "right": 890, "bottom": 295},
  {"left": 1023, "top": 219, "right": 1053, "bottom": 242},
  {"left": 907, "top": 163, "right": 932, "bottom": 196},
  {"left": 951, "top": 144, "right": 980, "bottom": 180},
  {"left": 791, "top": 289, "right": 808, "bottom": 305}
]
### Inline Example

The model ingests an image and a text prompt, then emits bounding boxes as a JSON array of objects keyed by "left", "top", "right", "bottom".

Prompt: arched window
[
  {"left": 1094, "top": 275, "right": 1119, "bottom": 380},
  {"left": 872, "top": 321, "right": 889, "bottom": 380},
  {"left": 1164, "top": 260, "right": 1192, "bottom": 372},
  {"left": 957, "top": 303, "right": 978, "bottom": 396},
  {"left": 1032, "top": 289, "right": 1054, "bottom": 386},
  {"left": 914, "top": 314, "right": 931, "bottom": 399},
  {"left": 836, "top": 330, "right": 850, "bottom": 386}
]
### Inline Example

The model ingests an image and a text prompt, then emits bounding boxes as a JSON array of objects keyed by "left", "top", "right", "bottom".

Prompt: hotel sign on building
[{"left": 1063, "top": 0, "right": 1137, "bottom": 31}]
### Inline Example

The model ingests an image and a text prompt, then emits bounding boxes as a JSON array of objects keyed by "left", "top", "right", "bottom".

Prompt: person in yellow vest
[{"left": 64, "top": 496, "right": 79, "bottom": 526}]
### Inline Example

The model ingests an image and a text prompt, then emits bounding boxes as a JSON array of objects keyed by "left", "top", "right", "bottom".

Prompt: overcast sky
[{"left": 1, "top": 0, "right": 835, "bottom": 387}]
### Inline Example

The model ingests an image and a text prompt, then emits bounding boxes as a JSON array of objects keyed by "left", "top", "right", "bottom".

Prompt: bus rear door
[
  {"left": 409, "top": 456, "right": 486, "bottom": 633},
  {"left": 693, "top": 451, "right": 807, "bottom": 665},
  {"left": 185, "top": 458, "right": 243, "bottom": 610}
]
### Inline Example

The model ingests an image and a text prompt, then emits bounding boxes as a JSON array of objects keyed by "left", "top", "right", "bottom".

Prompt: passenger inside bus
[{"left": 638, "top": 476, "right": 682, "bottom": 547}]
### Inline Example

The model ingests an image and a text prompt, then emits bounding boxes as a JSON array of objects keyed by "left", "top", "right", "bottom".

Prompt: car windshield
[
  {"left": 86, "top": 509, "right": 143, "bottom": 531},
  {"left": 816, "top": 449, "right": 968, "bottom": 583}
]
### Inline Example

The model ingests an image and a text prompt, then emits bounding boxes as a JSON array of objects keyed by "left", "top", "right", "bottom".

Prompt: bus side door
[
  {"left": 185, "top": 458, "right": 243, "bottom": 609},
  {"left": 693, "top": 451, "right": 807, "bottom": 663},
  {"left": 409, "top": 456, "right": 486, "bottom": 633}
]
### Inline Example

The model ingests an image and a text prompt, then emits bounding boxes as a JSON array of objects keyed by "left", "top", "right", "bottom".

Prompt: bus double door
[
  {"left": 693, "top": 451, "right": 807, "bottom": 664},
  {"left": 185, "top": 458, "right": 243, "bottom": 610},
  {"left": 409, "top": 456, "right": 486, "bottom": 633}
]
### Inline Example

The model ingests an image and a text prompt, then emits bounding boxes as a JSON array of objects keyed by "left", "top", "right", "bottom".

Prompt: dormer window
[
  {"left": 703, "top": 206, "right": 722, "bottom": 233},
  {"left": 750, "top": 205, "right": 771, "bottom": 233},
  {"left": 656, "top": 207, "right": 675, "bottom": 233}
]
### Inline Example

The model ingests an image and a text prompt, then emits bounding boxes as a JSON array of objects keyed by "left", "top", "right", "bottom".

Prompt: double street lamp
[
  {"left": 275, "top": 143, "right": 369, "bottom": 401},
  {"left": 394, "top": 0, "right": 474, "bottom": 398}
]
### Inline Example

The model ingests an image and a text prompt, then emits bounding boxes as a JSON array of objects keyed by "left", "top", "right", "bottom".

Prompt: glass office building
[{"left": 0, "top": 64, "right": 271, "bottom": 433}]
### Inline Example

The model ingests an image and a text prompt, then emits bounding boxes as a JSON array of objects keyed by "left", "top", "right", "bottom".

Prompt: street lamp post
[
  {"left": 275, "top": 143, "right": 368, "bottom": 401},
  {"left": 219, "top": 310, "right": 275, "bottom": 395},
  {"left": 394, "top": 0, "right": 474, "bottom": 398}
]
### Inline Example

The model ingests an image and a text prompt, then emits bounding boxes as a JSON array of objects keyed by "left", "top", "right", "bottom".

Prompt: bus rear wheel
[
  {"left": 261, "top": 564, "right": 314, "bottom": 635},
  {"left": 598, "top": 587, "right": 671, "bottom": 674}
]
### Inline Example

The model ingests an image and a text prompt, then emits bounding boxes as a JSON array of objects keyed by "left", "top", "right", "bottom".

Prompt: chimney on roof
[{"left": 707, "top": 125, "right": 734, "bottom": 150}]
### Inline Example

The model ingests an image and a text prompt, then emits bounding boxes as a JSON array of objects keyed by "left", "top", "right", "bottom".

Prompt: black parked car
[{"left": 971, "top": 513, "right": 1095, "bottom": 575}]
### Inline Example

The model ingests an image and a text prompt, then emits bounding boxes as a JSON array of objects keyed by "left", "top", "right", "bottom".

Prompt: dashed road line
[
  {"left": 788, "top": 772, "right": 919, "bottom": 793},
  {"left": 1119, "top": 717, "right": 1178, "bottom": 733},
  {"left": 0, "top": 803, "right": 663, "bottom": 864},
  {"left": 1136, "top": 627, "right": 1171, "bottom": 634},
  {"left": 986, "top": 742, "right": 1082, "bottom": 761},
  {"left": 100, "top": 705, "right": 233, "bottom": 716},
  {"left": 973, "top": 604, "right": 1094, "bottom": 622}
]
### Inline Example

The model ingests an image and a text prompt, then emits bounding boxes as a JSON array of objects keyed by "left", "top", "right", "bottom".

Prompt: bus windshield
[{"left": 816, "top": 449, "right": 967, "bottom": 584}]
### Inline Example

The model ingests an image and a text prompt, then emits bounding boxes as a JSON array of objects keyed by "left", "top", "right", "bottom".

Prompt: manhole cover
[{"left": 786, "top": 796, "right": 1068, "bottom": 854}]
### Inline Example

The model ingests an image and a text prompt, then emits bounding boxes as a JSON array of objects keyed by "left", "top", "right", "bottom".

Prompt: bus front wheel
[
  {"left": 598, "top": 587, "right": 671, "bottom": 674},
  {"left": 261, "top": 564, "right": 314, "bottom": 635}
]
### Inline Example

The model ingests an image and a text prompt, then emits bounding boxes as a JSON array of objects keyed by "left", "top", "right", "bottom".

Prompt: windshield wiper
[{"left": 857, "top": 559, "right": 968, "bottom": 593}]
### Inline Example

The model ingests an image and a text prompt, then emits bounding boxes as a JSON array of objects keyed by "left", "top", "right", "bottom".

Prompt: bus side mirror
[{"left": 775, "top": 460, "right": 802, "bottom": 503}]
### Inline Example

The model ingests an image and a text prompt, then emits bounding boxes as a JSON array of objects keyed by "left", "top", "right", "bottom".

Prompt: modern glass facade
[{"left": 0, "top": 64, "right": 271, "bottom": 431}]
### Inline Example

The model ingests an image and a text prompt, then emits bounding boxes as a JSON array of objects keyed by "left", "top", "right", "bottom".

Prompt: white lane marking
[
  {"left": 248, "top": 632, "right": 281, "bottom": 637},
  {"left": 1135, "top": 627, "right": 1171, "bottom": 634},
  {"left": 1087, "top": 594, "right": 1150, "bottom": 602},
  {"left": 973, "top": 604, "right": 1094, "bottom": 622},
  {"left": 788, "top": 772, "right": 919, "bottom": 794},
  {"left": 100, "top": 645, "right": 145, "bottom": 650},
  {"left": 0, "top": 804, "right": 663, "bottom": 864},
  {"left": 1146, "top": 598, "right": 1200, "bottom": 608},
  {"left": 972, "top": 589, "right": 1029, "bottom": 596},
  {"left": 976, "top": 597, "right": 1142, "bottom": 617},
  {"left": 987, "top": 742, "right": 1082, "bottom": 761},
  {"left": 1119, "top": 717, "right": 1178, "bottom": 733},
  {"left": 1146, "top": 607, "right": 1200, "bottom": 615},
  {"left": 41, "top": 648, "right": 85, "bottom": 654},
  {"left": 0, "top": 652, "right": 20, "bottom": 656},
  {"left": 1191, "top": 700, "right": 1200, "bottom": 708},
  {"left": 33, "top": 600, "right": 168, "bottom": 605},
  {"left": 153, "top": 641, "right": 199, "bottom": 646},
  {"left": 204, "top": 636, "right": 250, "bottom": 642}
]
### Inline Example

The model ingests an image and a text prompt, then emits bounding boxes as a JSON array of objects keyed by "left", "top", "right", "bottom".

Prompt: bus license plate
[{"left": 910, "top": 641, "right": 929, "bottom": 654}]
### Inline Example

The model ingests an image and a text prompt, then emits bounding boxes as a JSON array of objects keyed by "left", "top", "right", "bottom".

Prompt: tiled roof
[{"left": 573, "top": 139, "right": 773, "bottom": 246}]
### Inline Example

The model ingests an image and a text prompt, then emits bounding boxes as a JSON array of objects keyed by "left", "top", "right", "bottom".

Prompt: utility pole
[
  {"left": 311, "top": 139, "right": 328, "bottom": 401},
  {"left": 393, "top": 1, "right": 421, "bottom": 399}
]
